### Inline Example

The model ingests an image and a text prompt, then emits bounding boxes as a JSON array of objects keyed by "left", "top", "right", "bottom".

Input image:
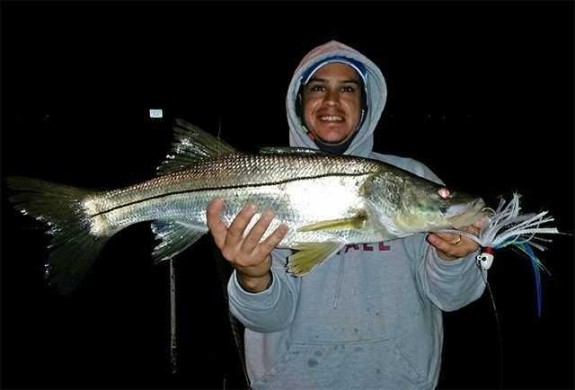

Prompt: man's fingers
[
  {"left": 225, "top": 203, "right": 258, "bottom": 245},
  {"left": 206, "top": 200, "right": 287, "bottom": 265},
  {"left": 242, "top": 209, "right": 275, "bottom": 251},
  {"left": 428, "top": 232, "right": 479, "bottom": 260},
  {"left": 206, "top": 198, "right": 227, "bottom": 248},
  {"left": 471, "top": 218, "right": 487, "bottom": 231},
  {"left": 259, "top": 224, "right": 289, "bottom": 254},
  {"left": 433, "top": 232, "right": 460, "bottom": 244},
  {"left": 428, "top": 234, "right": 456, "bottom": 255},
  {"left": 466, "top": 223, "right": 482, "bottom": 235}
]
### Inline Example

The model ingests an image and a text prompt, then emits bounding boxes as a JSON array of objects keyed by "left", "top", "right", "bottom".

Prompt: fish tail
[{"left": 6, "top": 176, "right": 108, "bottom": 294}]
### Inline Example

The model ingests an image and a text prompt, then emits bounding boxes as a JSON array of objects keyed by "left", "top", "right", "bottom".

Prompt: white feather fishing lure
[{"left": 440, "top": 193, "right": 563, "bottom": 316}]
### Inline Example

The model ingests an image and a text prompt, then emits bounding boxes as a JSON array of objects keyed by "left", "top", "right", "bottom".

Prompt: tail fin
[{"left": 6, "top": 176, "right": 108, "bottom": 294}]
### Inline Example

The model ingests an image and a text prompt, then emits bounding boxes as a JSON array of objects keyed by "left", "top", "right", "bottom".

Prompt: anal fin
[
  {"left": 151, "top": 220, "right": 207, "bottom": 263},
  {"left": 288, "top": 241, "right": 345, "bottom": 276}
]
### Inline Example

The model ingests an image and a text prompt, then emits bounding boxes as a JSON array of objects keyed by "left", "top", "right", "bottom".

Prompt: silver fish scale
[{"left": 82, "top": 153, "right": 385, "bottom": 242}]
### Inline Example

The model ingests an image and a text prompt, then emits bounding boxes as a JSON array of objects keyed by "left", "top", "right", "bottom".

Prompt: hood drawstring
[{"left": 333, "top": 252, "right": 345, "bottom": 309}]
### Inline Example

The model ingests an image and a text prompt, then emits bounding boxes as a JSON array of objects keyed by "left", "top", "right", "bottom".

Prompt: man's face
[{"left": 301, "top": 62, "right": 363, "bottom": 145}]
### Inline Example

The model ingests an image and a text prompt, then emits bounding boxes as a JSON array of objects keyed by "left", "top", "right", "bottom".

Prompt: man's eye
[
  {"left": 310, "top": 85, "right": 325, "bottom": 92},
  {"left": 341, "top": 86, "right": 356, "bottom": 93}
]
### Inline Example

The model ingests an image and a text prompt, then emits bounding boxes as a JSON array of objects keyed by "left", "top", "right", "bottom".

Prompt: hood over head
[{"left": 287, "top": 40, "right": 387, "bottom": 157}]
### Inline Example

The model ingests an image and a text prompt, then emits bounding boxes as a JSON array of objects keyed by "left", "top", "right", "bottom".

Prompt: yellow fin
[
  {"left": 288, "top": 241, "right": 344, "bottom": 276},
  {"left": 298, "top": 214, "right": 367, "bottom": 232}
]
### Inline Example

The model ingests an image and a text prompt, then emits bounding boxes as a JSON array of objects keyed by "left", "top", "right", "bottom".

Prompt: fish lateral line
[{"left": 88, "top": 171, "right": 374, "bottom": 218}]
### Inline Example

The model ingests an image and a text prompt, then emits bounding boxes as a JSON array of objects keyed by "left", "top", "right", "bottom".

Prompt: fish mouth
[{"left": 446, "top": 198, "right": 487, "bottom": 228}]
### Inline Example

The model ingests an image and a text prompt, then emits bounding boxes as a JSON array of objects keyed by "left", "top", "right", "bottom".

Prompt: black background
[{"left": 1, "top": 1, "right": 573, "bottom": 389}]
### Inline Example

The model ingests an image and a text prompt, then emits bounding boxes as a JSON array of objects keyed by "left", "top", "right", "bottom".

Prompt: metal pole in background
[{"left": 170, "top": 259, "right": 177, "bottom": 374}]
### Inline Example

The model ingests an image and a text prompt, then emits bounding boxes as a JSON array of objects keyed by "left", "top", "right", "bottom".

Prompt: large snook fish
[{"left": 7, "top": 119, "right": 487, "bottom": 294}]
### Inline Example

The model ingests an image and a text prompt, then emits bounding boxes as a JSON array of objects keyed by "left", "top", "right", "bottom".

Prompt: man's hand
[
  {"left": 427, "top": 220, "right": 484, "bottom": 261},
  {"left": 206, "top": 198, "right": 288, "bottom": 292}
]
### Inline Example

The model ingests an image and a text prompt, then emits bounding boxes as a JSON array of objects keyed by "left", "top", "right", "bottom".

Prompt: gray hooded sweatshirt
[{"left": 228, "top": 40, "right": 486, "bottom": 390}]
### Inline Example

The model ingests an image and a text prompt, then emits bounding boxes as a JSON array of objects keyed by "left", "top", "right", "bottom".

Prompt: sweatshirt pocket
[
  {"left": 253, "top": 338, "right": 432, "bottom": 390},
  {"left": 253, "top": 342, "right": 346, "bottom": 389}
]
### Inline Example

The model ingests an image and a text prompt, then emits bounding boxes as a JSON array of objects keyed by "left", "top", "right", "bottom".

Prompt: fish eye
[{"left": 437, "top": 187, "right": 451, "bottom": 199}]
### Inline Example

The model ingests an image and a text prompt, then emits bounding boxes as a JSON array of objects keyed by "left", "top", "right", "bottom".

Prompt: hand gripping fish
[{"left": 6, "top": 119, "right": 560, "bottom": 297}]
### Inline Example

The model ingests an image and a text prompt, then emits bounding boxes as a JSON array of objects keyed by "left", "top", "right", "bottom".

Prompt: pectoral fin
[
  {"left": 288, "top": 241, "right": 345, "bottom": 276},
  {"left": 298, "top": 214, "right": 367, "bottom": 232}
]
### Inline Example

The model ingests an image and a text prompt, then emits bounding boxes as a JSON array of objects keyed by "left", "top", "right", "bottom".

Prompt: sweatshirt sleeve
[
  {"left": 406, "top": 234, "right": 487, "bottom": 311},
  {"left": 227, "top": 248, "right": 300, "bottom": 333}
]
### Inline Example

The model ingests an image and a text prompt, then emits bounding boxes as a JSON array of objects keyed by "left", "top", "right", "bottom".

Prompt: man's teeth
[{"left": 319, "top": 116, "right": 343, "bottom": 121}]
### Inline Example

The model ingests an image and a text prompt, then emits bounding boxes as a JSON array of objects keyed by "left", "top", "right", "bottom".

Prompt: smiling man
[
  {"left": 207, "top": 40, "right": 486, "bottom": 390},
  {"left": 299, "top": 60, "right": 366, "bottom": 151}
]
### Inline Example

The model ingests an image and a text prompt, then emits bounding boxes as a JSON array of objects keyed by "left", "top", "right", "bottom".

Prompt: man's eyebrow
[{"left": 307, "top": 77, "right": 362, "bottom": 85}]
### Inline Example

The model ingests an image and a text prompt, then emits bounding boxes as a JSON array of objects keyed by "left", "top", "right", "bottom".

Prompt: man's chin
[{"left": 316, "top": 133, "right": 353, "bottom": 146}]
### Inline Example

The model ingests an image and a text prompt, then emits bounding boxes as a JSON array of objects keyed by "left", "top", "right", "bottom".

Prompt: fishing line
[
  {"left": 217, "top": 115, "right": 223, "bottom": 157},
  {"left": 479, "top": 263, "right": 504, "bottom": 388}
]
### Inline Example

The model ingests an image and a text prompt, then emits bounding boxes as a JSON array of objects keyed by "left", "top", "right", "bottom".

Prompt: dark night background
[{"left": 1, "top": 1, "right": 573, "bottom": 389}]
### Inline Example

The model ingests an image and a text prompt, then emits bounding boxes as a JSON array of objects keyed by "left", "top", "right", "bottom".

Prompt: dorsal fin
[{"left": 156, "top": 118, "right": 236, "bottom": 176}]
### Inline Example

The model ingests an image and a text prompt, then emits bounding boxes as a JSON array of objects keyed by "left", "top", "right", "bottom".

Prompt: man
[{"left": 207, "top": 40, "right": 485, "bottom": 389}]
